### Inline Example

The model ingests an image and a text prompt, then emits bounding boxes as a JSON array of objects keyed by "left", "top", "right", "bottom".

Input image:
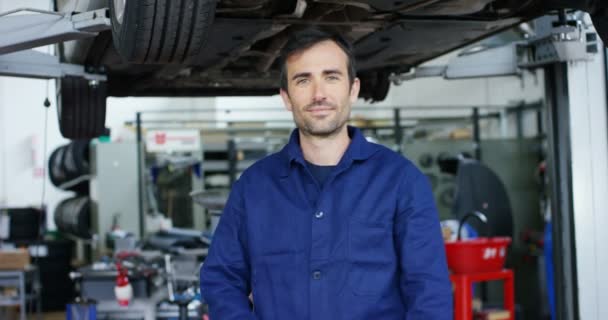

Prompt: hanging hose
[{"left": 457, "top": 211, "right": 489, "bottom": 240}]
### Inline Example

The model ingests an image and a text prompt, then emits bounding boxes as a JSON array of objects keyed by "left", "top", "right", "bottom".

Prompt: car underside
[
  {"left": 51, "top": 0, "right": 607, "bottom": 138},
  {"left": 56, "top": 0, "right": 606, "bottom": 100}
]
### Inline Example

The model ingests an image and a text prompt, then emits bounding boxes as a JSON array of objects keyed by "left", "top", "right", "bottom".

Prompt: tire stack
[{"left": 49, "top": 140, "right": 93, "bottom": 239}]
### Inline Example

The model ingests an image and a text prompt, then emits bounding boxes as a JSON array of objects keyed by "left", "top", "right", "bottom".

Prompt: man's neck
[{"left": 299, "top": 126, "right": 350, "bottom": 166}]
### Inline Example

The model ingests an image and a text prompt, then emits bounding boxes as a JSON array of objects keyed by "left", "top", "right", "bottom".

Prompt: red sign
[{"left": 155, "top": 132, "right": 167, "bottom": 145}]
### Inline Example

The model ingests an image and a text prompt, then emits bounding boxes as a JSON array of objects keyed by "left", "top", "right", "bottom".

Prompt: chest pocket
[{"left": 348, "top": 219, "right": 397, "bottom": 296}]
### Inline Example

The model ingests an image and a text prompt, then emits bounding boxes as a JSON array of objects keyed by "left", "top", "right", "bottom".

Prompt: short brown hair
[{"left": 279, "top": 27, "right": 357, "bottom": 91}]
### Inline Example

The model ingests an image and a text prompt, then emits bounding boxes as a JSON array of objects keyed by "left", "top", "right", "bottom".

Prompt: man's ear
[
  {"left": 349, "top": 78, "right": 361, "bottom": 104},
  {"left": 280, "top": 88, "right": 293, "bottom": 111}
]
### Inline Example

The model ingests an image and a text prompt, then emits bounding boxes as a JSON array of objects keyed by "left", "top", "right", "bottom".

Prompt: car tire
[
  {"left": 359, "top": 71, "right": 391, "bottom": 102},
  {"left": 109, "top": 0, "right": 217, "bottom": 64},
  {"left": 56, "top": 76, "right": 107, "bottom": 139},
  {"left": 48, "top": 140, "right": 91, "bottom": 193},
  {"left": 54, "top": 196, "right": 92, "bottom": 239}
]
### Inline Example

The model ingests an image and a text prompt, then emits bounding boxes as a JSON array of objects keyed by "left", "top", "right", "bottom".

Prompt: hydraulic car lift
[
  {"left": 391, "top": 15, "right": 597, "bottom": 81},
  {"left": 541, "top": 15, "right": 608, "bottom": 320},
  {"left": 0, "top": 7, "right": 110, "bottom": 81}
]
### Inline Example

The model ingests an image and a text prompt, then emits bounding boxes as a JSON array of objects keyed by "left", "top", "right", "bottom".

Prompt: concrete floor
[
  {"left": 43, "top": 312, "right": 65, "bottom": 320},
  {"left": 0, "top": 309, "right": 65, "bottom": 320}
]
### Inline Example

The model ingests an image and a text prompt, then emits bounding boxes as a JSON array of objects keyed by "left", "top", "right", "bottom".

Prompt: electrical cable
[
  {"left": 31, "top": 81, "right": 52, "bottom": 316},
  {"left": 33, "top": 3, "right": 55, "bottom": 308},
  {"left": 41, "top": 83, "right": 50, "bottom": 218},
  {"left": 29, "top": 1, "right": 57, "bottom": 314}
]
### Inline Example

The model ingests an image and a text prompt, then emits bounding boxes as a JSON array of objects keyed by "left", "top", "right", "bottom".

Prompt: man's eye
[
  {"left": 295, "top": 78, "right": 309, "bottom": 85},
  {"left": 327, "top": 75, "right": 340, "bottom": 81}
]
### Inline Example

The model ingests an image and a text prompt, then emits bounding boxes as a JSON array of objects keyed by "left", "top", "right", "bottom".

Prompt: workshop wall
[
  {"left": 105, "top": 96, "right": 218, "bottom": 140},
  {"left": 212, "top": 51, "right": 545, "bottom": 139},
  {"left": 0, "top": 85, "right": 218, "bottom": 230},
  {"left": 0, "top": 77, "right": 71, "bottom": 229},
  {"left": 0, "top": 71, "right": 542, "bottom": 232},
  {"left": 390, "top": 51, "right": 545, "bottom": 139},
  {"left": 392, "top": 50, "right": 545, "bottom": 107},
  {"left": 0, "top": 0, "right": 545, "bottom": 230},
  {"left": 0, "top": 0, "right": 67, "bottom": 230},
  {"left": 213, "top": 85, "right": 396, "bottom": 126}
]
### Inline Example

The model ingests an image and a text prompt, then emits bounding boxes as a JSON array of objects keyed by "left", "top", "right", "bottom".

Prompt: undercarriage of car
[
  {"left": 58, "top": 0, "right": 608, "bottom": 101},
  {"left": 0, "top": 0, "right": 592, "bottom": 138}
]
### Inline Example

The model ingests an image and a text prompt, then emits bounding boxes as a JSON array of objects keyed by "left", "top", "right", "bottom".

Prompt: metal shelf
[
  {"left": 0, "top": 294, "right": 38, "bottom": 306},
  {"left": 0, "top": 268, "right": 41, "bottom": 320},
  {"left": 0, "top": 297, "right": 19, "bottom": 306},
  {"left": 203, "top": 160, "right": 256, "bottom": 172},
  {"left": 204, "top": 141, "right": 276, "bottom": 152}
]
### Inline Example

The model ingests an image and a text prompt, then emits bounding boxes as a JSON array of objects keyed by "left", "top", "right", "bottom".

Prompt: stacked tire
[
  {"left": 49, "top": 140, "right": 93, "bottom": 239},
  {"left": 48, "top": 140, "right": 91, "bottom": 193},
  {"left": 54, "top": 196, "right": 93, "bottom": 239}
]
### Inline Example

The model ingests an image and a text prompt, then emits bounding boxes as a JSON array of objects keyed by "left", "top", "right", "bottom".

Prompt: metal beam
[
  {"left": 0, "top": 8, "right": 110, "bottom": 55},
  {"left": 136, "top": 112, "right": 145, "bottom": 239},
  {"left": 544, "top": 63, "right": 579, "bottom": 320},
  {"left": 0, "top": 49, "right": 106, "bottom": 81},
  {"left": 472, "top": 107, "right": 481, "bottom": 160}
]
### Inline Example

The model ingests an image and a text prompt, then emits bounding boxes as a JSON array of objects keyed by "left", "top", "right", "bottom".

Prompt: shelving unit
[{"left": 0, "top": 267, "right": 41, "bottom": 320}]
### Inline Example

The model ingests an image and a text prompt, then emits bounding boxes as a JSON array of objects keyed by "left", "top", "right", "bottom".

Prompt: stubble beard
[{"left": 295, "top": 102, "right": 349, "bottom": 138}]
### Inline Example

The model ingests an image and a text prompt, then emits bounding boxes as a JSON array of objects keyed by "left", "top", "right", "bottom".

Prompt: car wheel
[
  {"left": 56, "top": 76, "right": 107, "bottom": 139},
  {"left": 48, "top": 141, "right": 91, "bottom": 193},
  {"left": 109, "top": 0, "right": 217, "bottom": 64},
  {"left": 359, "top": 71, "right": 391, "bottom": 102},
  {"left": 54, "top": 196, "right": 92, "bottom": 239}
]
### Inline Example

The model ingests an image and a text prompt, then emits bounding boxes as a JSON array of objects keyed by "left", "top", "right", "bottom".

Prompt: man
[{"left": 200, "top": 27, "right": 452, "bottom": 319}]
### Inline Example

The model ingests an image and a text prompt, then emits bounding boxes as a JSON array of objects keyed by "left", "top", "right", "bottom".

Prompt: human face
[{"left": 280, "top": 40, "right": 360, "bottom": 138}]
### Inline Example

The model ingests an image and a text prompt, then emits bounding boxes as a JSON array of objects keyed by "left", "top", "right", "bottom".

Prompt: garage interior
[{"left": 0, "top": 0, "right": 607, "bottom": 320}]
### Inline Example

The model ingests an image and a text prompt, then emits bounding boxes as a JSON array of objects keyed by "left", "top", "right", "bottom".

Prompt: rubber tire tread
[
  {"left": 47, "top": 142, "right": 90, "bottom": 193},
  {"left": 157, "top": 0, "right": 181, "bottom": 62},
  {"left": 48, "top": 146, "right": 66, "bottom": 188},
  {"left": 110, "top": 0, "right": 217, "bottom": 64},
  {"left": 54, "top": 196, "right": 92, "bottom": 239},
  {"left": 63, "top": 141, "right": 90, "bottom": 177},
  {"left": 57, "top": 76, "right": 107, "bottom": 139}
]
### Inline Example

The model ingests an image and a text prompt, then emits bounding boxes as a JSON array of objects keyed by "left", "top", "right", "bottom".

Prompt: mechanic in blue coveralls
[{"left": 200, "top": 27, "right": 452, "bottom": 319}]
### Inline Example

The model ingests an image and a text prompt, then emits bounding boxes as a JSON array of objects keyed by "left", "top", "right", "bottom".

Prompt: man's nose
[{"left": 312, "top": 80, "right": 327, "bottom": 101}]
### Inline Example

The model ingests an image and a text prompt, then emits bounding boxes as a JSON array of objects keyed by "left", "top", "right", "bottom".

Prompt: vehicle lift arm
[{"left": 0, "top": 7, "right": 110, "bottom": 80}]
